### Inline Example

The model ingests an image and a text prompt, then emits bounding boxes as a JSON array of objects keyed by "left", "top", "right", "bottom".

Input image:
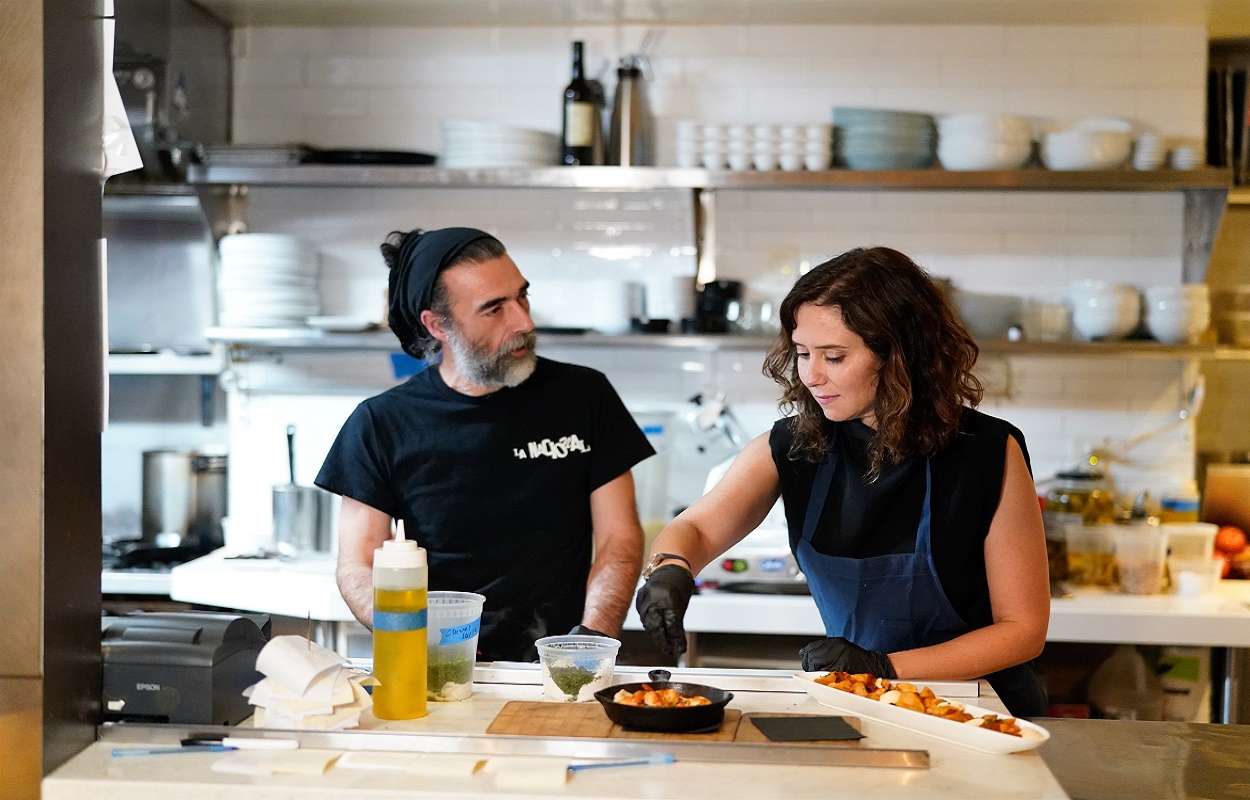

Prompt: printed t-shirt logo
[{"left": 512, "top": 433, "right": 591, "bottom": 460}]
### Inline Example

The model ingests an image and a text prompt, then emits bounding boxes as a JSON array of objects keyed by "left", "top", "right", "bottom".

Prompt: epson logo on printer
[{"left": 135, "top": 682, "right": 161, "bottom": 691}]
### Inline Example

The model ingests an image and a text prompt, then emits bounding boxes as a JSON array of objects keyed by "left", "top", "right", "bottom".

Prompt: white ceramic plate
[
  {"left": 793, "top": 672, "right": 1049, "bottom": 755},
  {"left": 305, "top": 316, "right": 379, "bottom": 333}
]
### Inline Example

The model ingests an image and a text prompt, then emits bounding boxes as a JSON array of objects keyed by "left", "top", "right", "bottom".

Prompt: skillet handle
[{"left": 648, "top": 669, "right": 672, "bottom": 683}]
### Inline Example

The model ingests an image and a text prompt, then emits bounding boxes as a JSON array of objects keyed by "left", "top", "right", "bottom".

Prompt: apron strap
[{"left": 801, "top": 446, "right": 837, "bottom": 544}]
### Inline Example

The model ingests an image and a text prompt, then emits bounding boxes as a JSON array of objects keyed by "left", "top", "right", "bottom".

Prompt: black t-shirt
[
  {"left": 770, "top": 408, "right": 1031, "bottom": 629},
  {"left": 316, "top": 357, "right": 655, "bottom": 661}
]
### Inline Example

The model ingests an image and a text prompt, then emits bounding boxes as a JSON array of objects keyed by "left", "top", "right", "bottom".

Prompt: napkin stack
[{"left": 245, "top": 636, "right": 376, "bottom": 730}]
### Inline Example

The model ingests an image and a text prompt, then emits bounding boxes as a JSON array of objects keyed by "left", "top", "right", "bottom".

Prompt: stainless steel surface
[
  {"left": 204, "top": 325, "right": 1250, "bottom": 360},
  {"left": 272, "top": 484, "right": 334, "bottom": 556},
  {"left": 96, "top": 722, "right": 930, "bottom": 769},
  {"left": 187, "top": 163, "right": 1233, "bottom": 191},
  {"left": 141, "top": 450, "right": 227, "bottom": 548},
  {"left": 1039, "top": 718, "right": 1250, "bottom": 799},
  {"left": 102, "top": 190, "right": 215, "bottom": 354},
  {"left": 101, "top": 570, "right": 175, "bottom": 596}
]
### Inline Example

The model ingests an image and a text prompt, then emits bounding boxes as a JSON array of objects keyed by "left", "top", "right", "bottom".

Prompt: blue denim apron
[
  {"left": 794, "top": 444, "right": 1048, "bottom": 716},
  {"left": 796, "top": 448, "right": 969, "bottom": 652}
]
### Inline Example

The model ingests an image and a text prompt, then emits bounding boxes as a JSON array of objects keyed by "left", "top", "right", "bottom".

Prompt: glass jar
[{"left": 1043, "top": 470, "right": 1117, "bottom": 584}]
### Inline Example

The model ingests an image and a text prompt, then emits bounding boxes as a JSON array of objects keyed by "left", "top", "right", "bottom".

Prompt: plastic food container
[
  {"left": 1161, "top": 522, "right": 1218, "bottom": 560},
  {"left": 536, "top": 635, "right": 620, "bottom": 702},
  {"left": 426, "top": 591, "right": 485, "bottom": 702},
  {"left": 1114, "top": 527, "right": 1169, "bottom": 594},
  {"left": 1064, "top": 525, "right": 1117, "bottom": 587},
  {"left": 1167, "top": 557, "right": 1223, "bottom": 596}
]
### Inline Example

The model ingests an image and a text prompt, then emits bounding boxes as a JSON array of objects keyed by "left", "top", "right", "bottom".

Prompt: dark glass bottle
[{"left": 562, "top": 41, "right": 601, "bottom": 165}]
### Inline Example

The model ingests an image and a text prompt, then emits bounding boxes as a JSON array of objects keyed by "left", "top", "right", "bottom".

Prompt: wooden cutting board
[{"left": 486, "top": 701, "right": 861, "bottom": 745}]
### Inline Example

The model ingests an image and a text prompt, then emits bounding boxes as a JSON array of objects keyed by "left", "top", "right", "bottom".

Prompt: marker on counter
[
  {"left": 111, "top": 737, "right": 299, "bottom": 757},
  {"left": 568, "top": 752, "right": 675, "bottom": 772}
]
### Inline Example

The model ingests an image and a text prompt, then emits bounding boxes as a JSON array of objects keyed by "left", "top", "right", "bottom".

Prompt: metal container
[
  {"left": 608, "top": 59, "right": 653, "bottom": 166},
  {"left": 272, "top": 483, "right": 334, "bottom": 557},
  {"left": 141, "top": 450, "right": 228, "bottom": 549}
]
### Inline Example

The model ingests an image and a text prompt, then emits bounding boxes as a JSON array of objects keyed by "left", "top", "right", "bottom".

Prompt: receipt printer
[{"left": 101, "top": 611, "right": 270, "bottom": 725}]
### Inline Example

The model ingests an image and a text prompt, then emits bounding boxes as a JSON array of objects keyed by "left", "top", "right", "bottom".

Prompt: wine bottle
[{"left": 562, "top": 41, "right": 601, "bottom": 165}]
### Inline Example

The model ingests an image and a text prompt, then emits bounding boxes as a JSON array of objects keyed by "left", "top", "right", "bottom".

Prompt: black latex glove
[
  {"left": 634, "top": 564, "right": 696, "bottom": 658},
  {"left": 799, "top": 637, "right": 897, "bottom": 678},
  {"left": 568, "top": 624, "right": 612, "bottom": 638}
]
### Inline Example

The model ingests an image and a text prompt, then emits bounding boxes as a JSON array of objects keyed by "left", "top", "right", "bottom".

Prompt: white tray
[{"left": 794, "top": 672, "right": 1049, "bottom": 755}]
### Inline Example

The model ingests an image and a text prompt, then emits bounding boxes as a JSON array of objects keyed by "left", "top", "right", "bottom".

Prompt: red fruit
[{"left": 1215, "top": 526, "right": 1248, "bottom": 555}]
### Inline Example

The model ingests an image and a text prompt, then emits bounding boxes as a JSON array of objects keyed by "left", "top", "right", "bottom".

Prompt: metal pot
[
  {"left": 272, "top": 484, "right": 334, "bottom": 557},
  {"left": 594, "top": 669, "right": 734, "bottom": 732},
  {"left": 141, "top": 450, "right": 228, "bottom": 549}
]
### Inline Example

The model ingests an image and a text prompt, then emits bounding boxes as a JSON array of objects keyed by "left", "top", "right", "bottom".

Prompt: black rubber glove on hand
[
  {"left": 635, "top": 564, "right": 696, "bottom": 659},
  {"left": 568, "top": 625, "right": 612, "bottom": 638},
  {"left": 800, "top": 637, "right": 897, "bottom": 678}
]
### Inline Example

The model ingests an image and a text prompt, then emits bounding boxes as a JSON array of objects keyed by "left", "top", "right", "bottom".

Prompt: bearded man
[{"left": 317, "top": 227, "right": 654, "bottom": 661}]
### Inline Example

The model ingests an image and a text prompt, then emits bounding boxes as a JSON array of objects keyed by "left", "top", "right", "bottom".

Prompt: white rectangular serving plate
[{"left": 793, "top": 672, "right": 1049, "bottom": 755}]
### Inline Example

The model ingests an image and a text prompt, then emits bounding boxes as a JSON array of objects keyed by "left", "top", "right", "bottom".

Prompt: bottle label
[
  {"left": 565, "top": 101, "right": 595, "bottom": 147},
  {"left": 374, "top": 609, "right": 427, "bottom": 632},
  {"left": 438, "top": 617, "right": 481, "bottom": 645}
]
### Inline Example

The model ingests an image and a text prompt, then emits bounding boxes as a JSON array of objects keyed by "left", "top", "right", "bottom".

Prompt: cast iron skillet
[{"left": 594, "top": 669, "right": 734, "bottom": 732}]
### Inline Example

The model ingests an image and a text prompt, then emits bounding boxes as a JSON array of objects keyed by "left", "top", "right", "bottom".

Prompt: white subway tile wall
[{"left": 207, "top": 22, "right": 1211, "bottom": 550}]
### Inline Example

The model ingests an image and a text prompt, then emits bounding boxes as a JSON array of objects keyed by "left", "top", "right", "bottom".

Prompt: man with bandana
[{"left": 316, "top": 227, "right": 655, "bottom": 662}]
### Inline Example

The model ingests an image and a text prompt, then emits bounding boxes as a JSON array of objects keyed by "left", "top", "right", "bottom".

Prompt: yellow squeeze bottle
[{"left": 372, "top": 521, "right": 428, "bottom": 720}]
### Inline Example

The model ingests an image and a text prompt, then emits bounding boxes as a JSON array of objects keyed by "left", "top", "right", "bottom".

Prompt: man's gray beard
[{"left": 444, "top": 326, "right": 537, "bottom": 389}]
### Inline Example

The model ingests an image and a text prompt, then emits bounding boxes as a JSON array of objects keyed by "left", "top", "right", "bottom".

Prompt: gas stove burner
[{"left": 102, "top": 540, "right": 211, "bottom": 570}]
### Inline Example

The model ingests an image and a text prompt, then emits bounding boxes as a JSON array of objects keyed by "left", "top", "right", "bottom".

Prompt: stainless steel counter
[{"left": 1039, "top": 718, "right": 1250, "bottom": 799}]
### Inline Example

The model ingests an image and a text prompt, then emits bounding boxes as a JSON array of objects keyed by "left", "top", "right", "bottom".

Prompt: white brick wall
[{"left": 204, "top": 22, "right": 1215, "bottom": 550}]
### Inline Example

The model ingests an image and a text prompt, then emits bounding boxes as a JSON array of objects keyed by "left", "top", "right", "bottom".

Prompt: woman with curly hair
[{"left": 635, "top": 246, "right": 1050, "bottom": 716}]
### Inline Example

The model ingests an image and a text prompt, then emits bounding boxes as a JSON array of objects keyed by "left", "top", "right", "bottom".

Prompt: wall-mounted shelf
[
  {"left": 206, "top": 327, "right": 1250, "bottom": 361},
  {"left": 108, "top": 353, "right": 224, "bottom": 375},
  {"left": 187, "top": 164, "right": 1231, "bottom": 193}
]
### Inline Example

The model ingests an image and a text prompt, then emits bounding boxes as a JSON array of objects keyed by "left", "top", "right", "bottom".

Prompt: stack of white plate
[
  {"left": 833, "top": 107, "right": 936, "bottom": 170},
  {"left": 217, "top": 234, "right": 320, "bottom": 328},
  {"left": 440, "top": 120, "right": 561, "bottom": 168}
]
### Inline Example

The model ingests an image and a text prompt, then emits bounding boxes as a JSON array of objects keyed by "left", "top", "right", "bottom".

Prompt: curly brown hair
[{"left": 762, "top": 246, "right": 983, "bottom": 478}]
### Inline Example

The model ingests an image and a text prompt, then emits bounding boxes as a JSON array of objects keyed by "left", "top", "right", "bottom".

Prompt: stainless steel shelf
[
  {"left": 186, "top": 165, "right": 1233, "bottom": 193},
  {"left": 207, "top": 327, "right": 1250, "bottom": 360},
  {"left": 108, "top": 353, "right": 223, "bottom": 375}
]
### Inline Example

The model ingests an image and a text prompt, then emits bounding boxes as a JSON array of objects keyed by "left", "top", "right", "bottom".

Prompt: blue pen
[
  {"left": 568, "top": 753, "right": 675, "bottom": 772},
  {"left": 111, "top": 744, "right": 235, "bottom": 757}
]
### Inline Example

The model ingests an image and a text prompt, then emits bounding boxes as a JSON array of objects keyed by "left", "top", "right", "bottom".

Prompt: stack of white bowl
[
  {"left": 1041, "top": 118, "right": 1133, "bottom": 170},
  {"left": 1068, "top": 280, "right": 1140, "bottom": 341},
  {"left": 440, "top": 120, "right": 560, "bottom": 168},
  {"left": 1143, "top": 284, "right": 1210, "bottom": 344},
  {"left": 936, "top": 113, "right": 1033, "bottom": 171},
  {"left": 1132, "top": 133, "right": 1166, "bottom": 170},
  {"left": 833, "top": 107, "right": 936, "bottom": 170},
  {"left": 1169, "top": 144, "right": 1203, "bottom": 170},
  {"left": 217, "top": 234, "right": 320, "bottom": 328}
]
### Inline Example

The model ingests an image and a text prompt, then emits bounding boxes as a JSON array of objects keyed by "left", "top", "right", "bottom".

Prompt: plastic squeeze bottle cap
[{"left": 375, "top": 520, "right": 427, "bottom": 569}]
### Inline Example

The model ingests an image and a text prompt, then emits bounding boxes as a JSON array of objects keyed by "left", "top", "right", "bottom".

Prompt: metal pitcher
[
  {"left": 608, "top": 57, "right": 653, "bottom": 166},
  {"left": 141, "top": 449, "right": 228, "bottom": 549}
]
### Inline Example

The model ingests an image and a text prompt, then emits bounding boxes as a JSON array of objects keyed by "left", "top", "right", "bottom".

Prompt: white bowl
[
  {"left": 1072, "top": 306, "right": 1140, "bottom": 341},
  {"left": 1145, "top": 284, "right": 1209, "bottom": 304},
  {"left": 727, "top": 152, "right": 753, "bottom": 171},
  {"left": 804, "top": 153, "right": 830, "bottom": 171},
  {"left": 1069, "top": 280, "right": 1139, "bottom": 308},
  {"left": 937, "top": 136, "right": 1032, "bottom": 170},
  {"left": 937, "top": 113, "right": 1033, "bottom": 143},
  {"left": 753, "top": 152, "right": 779, "bottom": 171},
  {"left": 778, "top": 153, "right": 804, "bottom": 171},
  {"left": 1041, "top": 129, "right": 1132, "bottom": 170},
  {"left": 1146, "top": 306, "right": 1209, "bottom": 344}
]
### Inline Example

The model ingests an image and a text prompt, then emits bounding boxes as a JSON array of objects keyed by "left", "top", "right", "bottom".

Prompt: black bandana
[{"left": 388, "top": 227, "right": 495, "bottom": 357}]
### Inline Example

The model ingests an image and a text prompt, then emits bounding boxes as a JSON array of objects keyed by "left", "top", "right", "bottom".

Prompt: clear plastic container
[
  {"left": 1167, "top": 557, "right": 1223, "bottom": 596},
  {"left": 426, "top": 591, "right": 485, "bottom": 702},
  {"left": 535, "top": 635, "right": 620, "bottom": 702},
  {"left": 1162, "top": 522, "right": 1217, "bottom": 560},
  {"left": 1064, "top": 524, "right": 1117, "bottom": 587},
  {"left": 1114, "top": 526, "right": 1169, "bottom": 594}
]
